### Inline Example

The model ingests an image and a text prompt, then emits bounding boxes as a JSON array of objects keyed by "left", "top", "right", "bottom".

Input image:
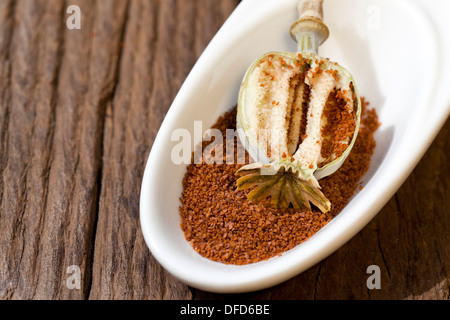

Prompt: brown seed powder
[{"left": 179, "top": 98, "right": 380, "bottom": 265}]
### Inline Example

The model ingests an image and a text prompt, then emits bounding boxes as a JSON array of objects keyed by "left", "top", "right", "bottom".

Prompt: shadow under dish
[{"left": 179, "top": 98, "right": 380, "bottom": 265}]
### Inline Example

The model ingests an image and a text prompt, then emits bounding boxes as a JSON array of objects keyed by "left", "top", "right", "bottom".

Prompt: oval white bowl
[{"left": 140, "top": 0, "right": 450, "bottom": 293}]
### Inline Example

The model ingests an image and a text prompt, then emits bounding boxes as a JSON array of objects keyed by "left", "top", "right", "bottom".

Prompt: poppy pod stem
[{"left": 290, "top": 0, "right": 329, "bottom": 53}]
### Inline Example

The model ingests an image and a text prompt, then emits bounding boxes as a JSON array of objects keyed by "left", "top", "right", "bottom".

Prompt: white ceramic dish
[{"left": 140, "top": 0, "right": 450, "bottom": 293}]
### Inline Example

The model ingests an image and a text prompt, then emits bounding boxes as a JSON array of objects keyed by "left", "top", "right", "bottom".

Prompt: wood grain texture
[{"left": 0, "top": 0, "right": 448, "bottom": 300}]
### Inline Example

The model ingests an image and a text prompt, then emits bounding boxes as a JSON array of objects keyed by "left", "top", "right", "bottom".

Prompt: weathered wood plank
[
  {"left": 33, "top": 0, "right": 128, "bottom": 299},
  {"left": 89, "top": 0, "right": 179, "bottom": 300},
  {"left": 0, "top": 0, "right": 128, "bottom": 299},
  {"left": 0, "top": 0, "right": 65, "bottom": 299}
]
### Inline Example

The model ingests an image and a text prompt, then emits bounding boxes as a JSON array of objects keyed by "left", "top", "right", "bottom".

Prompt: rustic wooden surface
[{"left": 0, "top": 0, "right": 448, "bottom": 300}]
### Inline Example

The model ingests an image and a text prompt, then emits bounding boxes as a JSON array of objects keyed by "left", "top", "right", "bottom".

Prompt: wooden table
[{"left": 0, "top": 0, "right": 448, "bottom": 300}]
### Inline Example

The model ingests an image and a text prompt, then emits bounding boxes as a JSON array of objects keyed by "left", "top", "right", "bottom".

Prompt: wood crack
[
  {"left": 376, "top": 220, "right": 391, "bottom": 278},
  {"left": 86, "top": 0, "right": 131, "bottom": 300},
  {"left": 313, "top": 262, "right": 322, "bottom": 299}
]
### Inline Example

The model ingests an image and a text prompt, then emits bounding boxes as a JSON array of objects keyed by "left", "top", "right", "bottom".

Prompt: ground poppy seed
[{"left": 179, "top": 97, "right": 379, "bottom": 265}]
